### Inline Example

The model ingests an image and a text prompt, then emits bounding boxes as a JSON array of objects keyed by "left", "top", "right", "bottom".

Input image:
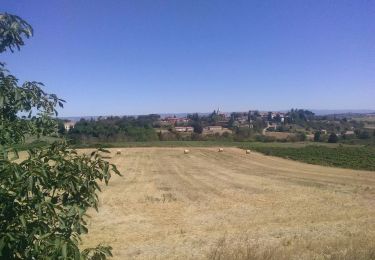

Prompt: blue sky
[{"left": 2, "top": 0, "right": 374, "bottom": 116}]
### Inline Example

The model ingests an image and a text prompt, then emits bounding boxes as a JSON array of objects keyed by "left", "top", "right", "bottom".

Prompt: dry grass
[
  {"left": 264, "top": 132, "right": 295, "bottom": 140},
  {"left": 208, "top": 233, "right": 375, "bottom": 260},
  {"left": 80, "top": 147, "right": 375, "bottom": 259}
]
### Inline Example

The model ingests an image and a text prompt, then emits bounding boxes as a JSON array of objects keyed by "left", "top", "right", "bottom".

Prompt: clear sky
[{"left": 2, "top": 0, "right": 375, "bottom": 116}]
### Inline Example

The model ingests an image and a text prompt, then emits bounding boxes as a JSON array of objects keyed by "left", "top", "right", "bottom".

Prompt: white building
[
  {"left": 64, "top": 121, "right": 76, "bottom": 131},
  {"left": 175, "top": 126, "right": 194, "bottom": 132}
]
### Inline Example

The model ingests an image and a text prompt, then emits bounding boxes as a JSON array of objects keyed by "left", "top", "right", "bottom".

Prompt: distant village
[
  {"left": 63, "top": 109, "right": 289, "bottom": 134},
  {"left": 158, "top": 110, "right": 287, "bottom": 133}
]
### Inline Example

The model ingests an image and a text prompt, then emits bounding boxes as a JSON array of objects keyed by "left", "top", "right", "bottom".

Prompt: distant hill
[
  {"left": 58, "top": 113, "right": 211, "bottom": 121},
  {"left": 311, "top": 109, "right": 375, "bottom": 116},
  {"left": 59, "top": 109, "right": 375, "bottom": 121},
  {"left": 59, "top": 116, "right": 100, "bottom": 122}
]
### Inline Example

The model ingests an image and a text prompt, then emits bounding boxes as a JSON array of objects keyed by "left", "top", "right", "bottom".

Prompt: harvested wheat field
[{"left": 81, "top": 147, "right": 375, "bottom": 259}]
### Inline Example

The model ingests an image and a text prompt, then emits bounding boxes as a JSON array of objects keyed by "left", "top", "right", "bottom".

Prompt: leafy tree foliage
[
  {"left": 0, "top": 13, "right": 33, "bottom": 53},
  {"left": 192, "top": 123, "right": 203, "bottom": 134},
  {"left": 187, "top": 113, "right": 200, "bottom": 123},
  {"left": 285, "top": 109, "right": 315, "bottom": 124},
  {"left": 69, "top": 116, "right": 159, "bottom": 143},
  {"left": 314, "top": 131, "right": 321, "bottom": 142},
  {"left": 234, "top": 127, "right": 254, "bottom": 141},
  {"left": 355, "top": 129, "right": 371, "bottom": 140},
  {"left": 0, "top": 13, "right": 120, "bottom": 259},
  {"left": 274, "top": 113, "right": 282, "bottom": 123},
  {"left": 328, "top": 133, "right": 338, "bottom": 143}
]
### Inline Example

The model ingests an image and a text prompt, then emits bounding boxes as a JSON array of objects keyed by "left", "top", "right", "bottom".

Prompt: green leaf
[
  {"left": 62, "top": 242, "right": 67, "bottom": 258},
  {"left": 20, "top": 215, "right": 26, "bottom": 227}
]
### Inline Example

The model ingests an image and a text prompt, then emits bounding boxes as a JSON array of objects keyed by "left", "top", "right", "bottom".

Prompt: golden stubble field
[{"left": 80, "top": 147, "right": 375, "bottom": 259}]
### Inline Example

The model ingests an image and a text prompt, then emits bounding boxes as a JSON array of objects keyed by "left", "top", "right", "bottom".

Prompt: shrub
[
  {"left": 328, "top": 133, "right": 338, "bottom": 143},
  {"left": 358, "top": 130, "right": 370, "bottom": 139},
  {"left": 313, "top": 131, "right": 321, "bottom": 142}
]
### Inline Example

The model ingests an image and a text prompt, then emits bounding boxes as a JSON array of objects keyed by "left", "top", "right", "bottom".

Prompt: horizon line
[{"left": 57, "top": 108, "right": 375, "bottom": 119}]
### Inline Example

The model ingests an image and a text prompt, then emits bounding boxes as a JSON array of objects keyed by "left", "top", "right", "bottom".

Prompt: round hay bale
[
  {"left": 184, "top": 149, "right": 190, "bottom": 154},
  {"left": 218, "top": 148, "right": 224, "bottom": 152},
  {"left": 116, "top": 149, "right": 121, "bottom": 155},
  {"left": 246, "top": 149, "right": 251, "bottom": 154}
]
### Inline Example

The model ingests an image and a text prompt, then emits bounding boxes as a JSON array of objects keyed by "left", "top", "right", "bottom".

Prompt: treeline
[
  {"left": 313, "top": 129, "right": 375, "bottom": 144},
  {"left": 59, "top": 114, "right": 265, "bottom": 144},
  {"left": 63, "top": 115, "right": 160, "bottom": 143},
  {"left": 58, "top": 109, "right": 375, "bottom": 145}
]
